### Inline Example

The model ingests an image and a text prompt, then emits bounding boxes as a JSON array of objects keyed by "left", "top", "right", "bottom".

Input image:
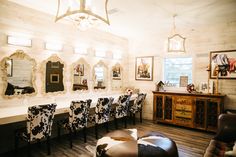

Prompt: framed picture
[
  {"left": 179, "top": 76, "right": 188, "bottom": 87},
  {"left": 199, "top": 81, "right": 214, "bottom": 94},
  {"left": 74, "top": 64, "right": 84, "bottom": 76},
  {"left": 112, "top": 66, "right": 121, "bottom": 80},
  {"left": 135, "top": 56, "right": 153, "bottom": 81},
  {"left": 210, "top": 50, "right": 236, "bottom": 79},
  {"left": 50, "top": 74, "right": 60, "bottom": 83}
]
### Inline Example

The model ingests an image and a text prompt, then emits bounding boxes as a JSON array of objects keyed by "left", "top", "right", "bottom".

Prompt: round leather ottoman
[{"left": 96, "top": 129, "right": 179, "bottom": 157}]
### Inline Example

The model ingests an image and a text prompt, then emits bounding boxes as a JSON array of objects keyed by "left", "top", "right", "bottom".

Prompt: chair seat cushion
[{"left": 96, "top": 129, "right": 179, "bottom": 157}]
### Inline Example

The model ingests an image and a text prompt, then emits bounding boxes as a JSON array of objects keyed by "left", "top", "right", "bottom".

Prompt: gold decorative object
[
  {"left": 215, "top": 66, "right": 219, "bottom": 94},
  {"left": 206, "top": 64, "right": 211, "bottom": 94},
  {"left": 55, "top": 0, "right": 110, "bottom": 30}
]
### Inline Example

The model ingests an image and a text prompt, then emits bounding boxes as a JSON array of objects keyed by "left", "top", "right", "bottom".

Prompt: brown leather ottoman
[{"left": 96, "top": 129, "right": 179, "bottom": 157}]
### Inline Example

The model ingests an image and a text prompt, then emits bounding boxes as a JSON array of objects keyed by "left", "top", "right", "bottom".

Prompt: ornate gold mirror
[
  {"left": 42, "top": 54, "right": 65, "bottom": 94},
  {"left": 1, "top": 50, "right": 36, "bottom": 98},
  {"left": 111, "top": 63, "right": 123, "bottom": 90},
  {"left": 93, "top": 60, "right": 108, "bottom": 90},
  {"left": 72, "top": 58, "right": 90, "bottom": 91}
]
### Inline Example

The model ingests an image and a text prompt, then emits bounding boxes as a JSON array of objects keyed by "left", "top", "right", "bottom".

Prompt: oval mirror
[
  {"left": 93, "top": 60, "right": 108, "bottom": 90},
  {"left": 111, "top": 63, "right": 123, "bottom": 90},
  {"left": 42, "top": 54, "right": 66, "bottom": 95},
  {"left": 1, "top": 50, "right": 36, "bottom": 98},
  {"left": 72, "top": 58, "right": 90, "bottom": 91}
]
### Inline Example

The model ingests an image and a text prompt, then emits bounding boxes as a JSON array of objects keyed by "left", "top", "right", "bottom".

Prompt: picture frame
[
  {"left": 210, "top": 50, "right": 236, "bottom": 79},
  {"left": 74, "top": 64, "right": 84, "bottom": 76},
  {"left": 179, "top": 76, "right": 188, "bottom": 87},
  {"left": 112, "top": 66, "right": 121, "bottom": 80},
  {"left": 135, "top": 56, "right": 153, "bottom": 81},
  {"left": 199, "top": 81, "right": 214, "bottom": 94}
]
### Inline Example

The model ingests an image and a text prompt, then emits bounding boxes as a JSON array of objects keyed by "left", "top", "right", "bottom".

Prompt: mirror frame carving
[
  {"left": 93, "top": 60, "right": 108, "bottom": 91},
  {"left": 111, "top": 63, "right": 123, "bottom": 90},
  {"left": 0, "top": 49, "right": 37, "bottom": 99},
  {"left": 41, "top": 54, "right": 66, "bottom": 95},
  {"left": 71, "top": 58, "right": 91, "bottom": 92}
]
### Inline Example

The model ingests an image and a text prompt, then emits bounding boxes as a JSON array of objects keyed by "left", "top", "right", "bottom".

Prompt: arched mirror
[
  {"left": 111, "top": 63, "right": 123, "bottom": 90},
  {"left": 72, "top": 58, "right": 90, "bottom": 91},
  {"left": 42, "top": 54, "right": 65, "bottom": 95},
  {"left": 93, "top": 60, "right": 108, "bottom": 90},
  {"left": 1, "top": 50, "right": 36, "bottom": 98}
]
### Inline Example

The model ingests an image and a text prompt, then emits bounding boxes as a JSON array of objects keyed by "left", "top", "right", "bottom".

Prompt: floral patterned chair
[
  {"left": 57, "top": 99, "right": 92, "bottom": 148},
  {"left": 130, "top": 93, "right": 146, "bottom": 125},
  {"left": 94, "top": 97, "right": 114, "bottom": 139},
  {"left": 15, "top": 103, "right": 57, "bottom": 156},
  {"left": 114, "top": 95, "right": 131, "bottom": 129}
]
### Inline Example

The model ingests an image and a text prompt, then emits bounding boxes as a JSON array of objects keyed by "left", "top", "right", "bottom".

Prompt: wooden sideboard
[{"left": 153, "top": 91, "right": 225, "bottom": 132}]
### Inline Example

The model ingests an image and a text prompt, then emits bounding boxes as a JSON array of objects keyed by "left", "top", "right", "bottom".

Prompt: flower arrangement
[{"left": 126, "top": 88, "right": 133, "bottom": 95}]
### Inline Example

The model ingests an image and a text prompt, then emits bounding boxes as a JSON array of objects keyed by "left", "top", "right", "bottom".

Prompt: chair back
[
  {"left": 130, "top": 93, "right": 146, "bottom": 113},
  {"left": 69, "top": 99, "right": 92, "bottom": 130},
  {"left": 27, "top": 103, "right": 57, "bottom": 141},
  {"left": 115, "top": 95, "right": 131, "bottom": 118},
  {"left": 95, "top": 97, "right": 114, "bottom": 124}
]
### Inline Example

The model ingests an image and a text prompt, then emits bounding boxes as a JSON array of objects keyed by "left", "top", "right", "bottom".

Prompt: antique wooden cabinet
[{"left": 153, "top": 91, "right": 225, "bottom": 132}]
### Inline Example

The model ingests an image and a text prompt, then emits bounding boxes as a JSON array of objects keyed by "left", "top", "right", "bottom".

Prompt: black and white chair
[
  {"left": 57, "top": 99, "right": 92, "bottom": 148},
  {"left": 15, "top": 103, "right": 57, "bottom": 156},
  {"left": 114, "top": 95, "right": 131, "bottom": 129},
  {"left": 130, "top": 93, "right": 146, "bottom": 125},
  {"left": 94, "top": 97, "right": 114, "bottom": 139}
]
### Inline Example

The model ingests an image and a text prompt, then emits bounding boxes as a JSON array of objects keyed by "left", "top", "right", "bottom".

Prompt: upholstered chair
[
  {"left": 15, "top": 103, "right": 57, "bottom": 156},
  {"left": 130, "top": 93, "right": 146, "bottom": 125},
  {"left": 95, "top": 97, "right": 114, "bottom": 139},
  {"left": 114, "top": 95, "right": 131, "bottom": 129},
  {"left": 57, "top": 99, "right": 92, "bottom": 148}
]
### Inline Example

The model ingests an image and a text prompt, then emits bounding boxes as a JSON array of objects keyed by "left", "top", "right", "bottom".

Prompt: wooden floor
[{"left": 2, "top": 120, "right": 214, "bottom": 157}]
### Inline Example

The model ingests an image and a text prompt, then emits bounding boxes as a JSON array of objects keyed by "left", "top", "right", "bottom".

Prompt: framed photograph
[
  {"left": 135, "top": 56, "right": 153, "bottom": 81},
  {"left": 210, "top": 50, "right": 236, "bottom": 79},
  {"left": 179, "top": 76, "right": 188, "bottom": 87},
  {"left": 199, "top": 81, "right": 214, "bottom": 94},
  {"left": 74, "top": 64, "right": 84, "bottom": 76},
  {"left": 6, "top": 59, "right": 13, "bottom": 77},
  {"left": 50, "top": 74, "right": 60, "bottom": 83},
  {"left": 112, "top": 66, "right": 121, "bottom": 80}
]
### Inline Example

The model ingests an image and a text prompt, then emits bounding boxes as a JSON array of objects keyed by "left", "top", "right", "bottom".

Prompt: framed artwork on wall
[
  {"left": 210, "top": 50, "right": 236, "bottom": 79},
  {"left": 135, "top": 56, "right": 153, "bottom": 81}
]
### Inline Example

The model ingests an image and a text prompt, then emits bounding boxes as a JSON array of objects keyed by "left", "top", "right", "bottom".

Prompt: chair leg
[
  {"left": 27, "top": 141, "right": 31, "bottom": 157},
  {"left": 124, "top": 116, "right": 127, "bottom": 128},
  {"left": 114, "top": 118, "right": 118, "bottom": 129},
  {"left": 57, "top": 123, "right": 61, "bottom": 140},
  {"left": 140, "top": 110, "right": 142, "bottom": 123},
  {"left": 133, "top": 113, "right": 136, "bottom": 125},
  {"left": 95, "top": 124, "right": 98, "bottom": 139},
  {"left": 105, "top": 122, "right": 109, "bottom": 133},
  {"left": 14, "top": 131, "right": 19, "bottom": 156},
  {"left": 83, "top": 127, "right": 87, "bottom": 143},
  {"left": 69, "top": 129, "right": 73, "bottom": 148},
  {"left": 47, "top": 136, "right": 51, "bottom": 155}
]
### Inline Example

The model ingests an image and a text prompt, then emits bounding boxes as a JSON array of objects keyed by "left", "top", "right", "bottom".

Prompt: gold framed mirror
[
  {"left": 72, "top": 58, "right": 90, "bottom": 91},
  {"left": 0, "top": 50, "right": 37, "bottom": 98},
  {"left": 111, "top": 63, "right": 123, "bottom": 90},
  {"left": 41, "top": 54, "right": 66, "bottom": 95},
  {"left": 93, "top": 60, "right": 108, "bottom": 90}
]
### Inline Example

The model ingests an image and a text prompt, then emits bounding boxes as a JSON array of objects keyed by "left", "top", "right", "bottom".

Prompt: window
[{"left": 164, "top": 57, "right": 192, "bottom": 87}]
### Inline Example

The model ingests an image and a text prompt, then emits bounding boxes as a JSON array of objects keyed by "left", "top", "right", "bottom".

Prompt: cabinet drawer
[
  {"left": 174, "top": 97, "right": 192, "bottom": 106},
  {"left": 175, "top": 104, "right": 192, "bottom": 111},
  {"left": 175, "top": 111, "right": 192, "bottom": 119}
]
